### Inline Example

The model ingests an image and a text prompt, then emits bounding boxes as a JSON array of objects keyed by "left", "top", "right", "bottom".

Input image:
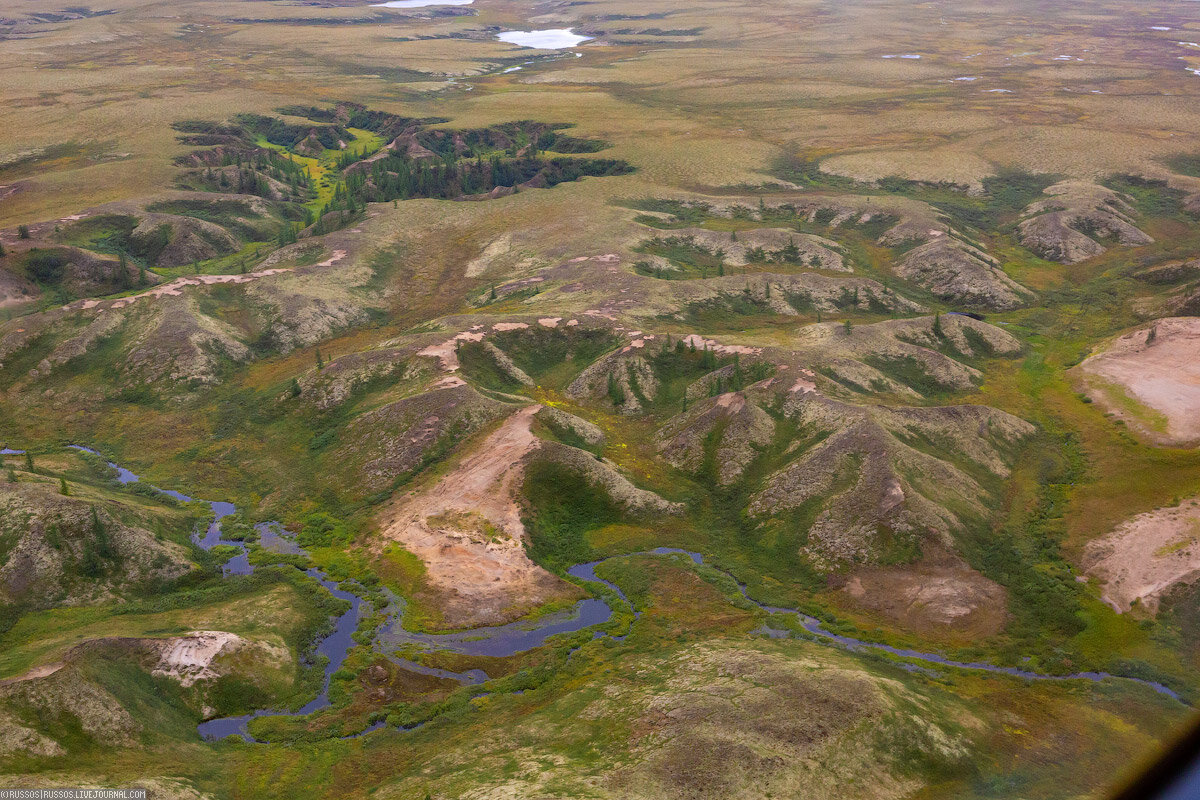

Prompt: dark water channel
[{"left": 54, "top": 447, "right": 1186, "bottom": 741}]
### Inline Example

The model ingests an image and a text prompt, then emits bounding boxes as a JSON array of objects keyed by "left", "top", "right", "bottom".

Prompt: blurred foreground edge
[{"left": 1112, "top": 712, "right": 1200, "bottom": 800}]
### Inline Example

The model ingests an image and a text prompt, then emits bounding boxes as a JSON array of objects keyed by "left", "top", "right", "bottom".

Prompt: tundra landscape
[{"left": 2, "top": 0, "right": 1200, "bottom": 797}]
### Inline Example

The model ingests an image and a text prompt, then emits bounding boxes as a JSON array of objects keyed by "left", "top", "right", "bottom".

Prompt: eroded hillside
[{"left": 3, "top": 0, "right": 1200, "bottom": 798}]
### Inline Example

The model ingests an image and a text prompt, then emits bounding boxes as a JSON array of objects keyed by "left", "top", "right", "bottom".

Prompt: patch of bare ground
[
  {"left": 0, "top": 267, "right": 36, "bottom": 310},
  {"left": 833, "top": 545, "right": 1008, "bottom": 638},
  {"left": 1084, "top": 496, "right": 1200, "bottom": 613},
  {"left": 1076, "top": 317, "right": 1200, "bottom": 447},
  {"left": 375, "top": 406, "right": 583, "bottom": 629}
]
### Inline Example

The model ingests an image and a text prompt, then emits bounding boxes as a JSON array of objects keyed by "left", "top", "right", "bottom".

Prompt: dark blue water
[
  {"left": 65, "top": 446, "right": 369, "bottom": 739},
  {"left": 376, "top": 594, "right": 615, "bottom": 658},
  {"left": 68, "top": 445, "right": 173, "bottom": 493},
  {"left": 645, "top": 547, "right": 1183, "bottom": 702},
  {"left": 376, "top": 545, "right": 1182, "bottom": 701},
  {"left": 197, "top": 569, "right": 369, "bottom": 740},
  {"left": 57, "top": 446, "right": 1185, "bottom": 744},
  {"left": 372, "top": 553, "right": 642, "bottom": 661}
]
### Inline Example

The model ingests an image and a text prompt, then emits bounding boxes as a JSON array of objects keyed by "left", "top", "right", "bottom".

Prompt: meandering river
[{"left": 52, "top": 447, "right": 1186, "bottom": 741}]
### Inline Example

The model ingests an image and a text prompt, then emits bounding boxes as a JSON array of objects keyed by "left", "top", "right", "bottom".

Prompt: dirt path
[
  {"left": 377, "top": 406, "right": 580, "bottom": 629},
  {"left": 0, "top": 662, "right": 65, "bottom": 686}
]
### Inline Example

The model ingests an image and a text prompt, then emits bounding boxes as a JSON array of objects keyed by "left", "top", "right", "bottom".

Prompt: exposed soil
[
  {"left": 1077, "top": 317, "right": 1200, "bottom": 447},
  {"left": 376, "top": 406, "right": 582, "bottom": 629},
  {"left": 68, "top": 249, "right": 347, "bottom": 312},
  {"left": 152, "top": 631, "right": 246, "bottom": 687},
  {"left": 1083, "top": 496, "right": 1200, "bottom": 613},
  {"left": 836, "top": 557, "right": 1008, "bottom": 638}
]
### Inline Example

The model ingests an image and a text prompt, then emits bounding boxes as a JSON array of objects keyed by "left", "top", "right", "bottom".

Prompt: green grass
[
  {"left": 523, "top": 460, "right": 625, "bottom": 572},
  {"left": 0, "top": 580, "right": 301, "bottom": 680}
]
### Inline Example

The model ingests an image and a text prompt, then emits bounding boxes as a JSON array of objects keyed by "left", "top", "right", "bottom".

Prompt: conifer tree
[{"left": 59, "top": 477, "right": 69, "bottom": 495}]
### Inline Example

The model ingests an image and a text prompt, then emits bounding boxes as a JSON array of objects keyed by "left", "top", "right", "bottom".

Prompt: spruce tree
[
  {"left": 6, "top": 469, "right": 16, "bottom": 483},
  {"left": 25, "top": 452, "right": 33, "bottom": 471},
  {"left": 59, "top": 477, "right": 69, "bottom": 495},
  {"left": 606, "top": 372, "right": 625, "bottom": 406},
  {"left": 17, "top": 225, "right": 30, "bottom": 239}
]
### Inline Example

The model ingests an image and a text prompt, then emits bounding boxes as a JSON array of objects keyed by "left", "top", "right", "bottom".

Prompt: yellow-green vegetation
[{"left": 4, "top": 0, "right": 1200, "bottom": 796}]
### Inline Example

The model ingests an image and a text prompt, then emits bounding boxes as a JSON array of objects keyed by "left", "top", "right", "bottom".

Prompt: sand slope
[{"left": 1078, "top": 317, "right": 1200, "bottom": 447}]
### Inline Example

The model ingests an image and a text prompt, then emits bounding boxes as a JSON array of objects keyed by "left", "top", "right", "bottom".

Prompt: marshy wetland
[{"left": 4, "top": 0, "right": 1200, "bottom": 797}]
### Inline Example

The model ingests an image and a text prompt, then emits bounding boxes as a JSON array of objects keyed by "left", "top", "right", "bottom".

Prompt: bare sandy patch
[
  {"left": 1077, "top": 318, "right": 1200, "bottom": 447},
  {"left": 465, "top": 233, "right": 512, "bottom": 277},
  {"left": 376, "top": 406, "right": 580, "bottom": 628},
  {"left": 151, "top": 631, "right": 245, "bottom": 687},
  {"left": 416, "top": 330, "right": 487, "bottom": 371},
  {"left": 0, "top": 662, "right": 65, "bottom": 686},
  {"left": 1084, "top": 497, "right": 1200, "bottom": 613}
]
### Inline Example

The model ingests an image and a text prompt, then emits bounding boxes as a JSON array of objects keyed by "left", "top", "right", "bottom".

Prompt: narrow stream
[
  {"left": 43, "top": 447, "right": 1187, "bottom": 742},
  {"left": 67, "top": 447, "right": 372, "bottom": 740}
]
